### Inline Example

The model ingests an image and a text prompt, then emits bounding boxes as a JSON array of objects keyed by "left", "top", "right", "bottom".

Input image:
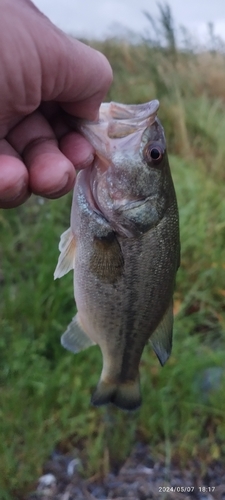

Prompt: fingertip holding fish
[{"left": 54, "top": 98, "right": 180, "bottom": 411}]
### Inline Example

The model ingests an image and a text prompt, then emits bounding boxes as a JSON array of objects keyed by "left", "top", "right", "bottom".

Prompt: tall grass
[{"left": 1, "top": 5, "right": 225, "bottom": 498}]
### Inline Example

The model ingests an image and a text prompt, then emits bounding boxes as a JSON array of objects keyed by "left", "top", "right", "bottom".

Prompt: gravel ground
[{"left": 27, "top": 443, "right": 225, "bottom": 500}]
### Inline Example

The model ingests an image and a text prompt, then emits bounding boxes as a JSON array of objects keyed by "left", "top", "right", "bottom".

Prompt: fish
[{"left": 54, "top": 99, "right": 180, "bottom": 411}]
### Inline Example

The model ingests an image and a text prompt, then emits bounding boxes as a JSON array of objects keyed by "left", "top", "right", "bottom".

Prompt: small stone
[
  {"left": 199, "top": 495, "right": 214, "bottom": 500},
  {"left": 67, "top": 458, "right": 81, "bottom": 477},
  {"left": 37, "top": 474, "right": 57, "bottom": 497},
  {"left": 138, "top": 479, "right": 153, "bottom": 498},
  {"left": 137, "top": 465, "right": 154, "bottom": 475},
  {"left": 38, "top": 474, "right": 56, "bottom": 487}
]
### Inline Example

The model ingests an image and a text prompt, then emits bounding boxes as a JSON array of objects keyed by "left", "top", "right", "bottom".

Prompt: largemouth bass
[{"left": 54, "top": 99, "right": 180, "bottom": 411}]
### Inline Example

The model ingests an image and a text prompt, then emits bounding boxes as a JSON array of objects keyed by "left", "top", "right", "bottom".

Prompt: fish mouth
[
  {"left": 72, "top": 100, "right": 161, "bottom": 222},
  {"left": 77, "top": 163, "right": 102, "bottom": 214},
  {"left": 64, "top": 99, "right": 160, "bottom": 159},
  {"left": 81, "top": 99, "right": 160, "bottom": 158},
  {"left": 99, "top": 99, "right": 160, "bottom": 136}
]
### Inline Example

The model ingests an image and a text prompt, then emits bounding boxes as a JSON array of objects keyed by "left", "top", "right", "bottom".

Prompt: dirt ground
[{"left": 27, "top": 443, "right": 225, "bottom": 500}]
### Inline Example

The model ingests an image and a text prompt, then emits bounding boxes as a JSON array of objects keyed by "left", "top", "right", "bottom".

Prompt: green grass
[
  {"left": 1, "top": 154, "right": 225, "bottom": 497},
  {"left": 1, "top": 9, "right": 225, "bottom": 497}
]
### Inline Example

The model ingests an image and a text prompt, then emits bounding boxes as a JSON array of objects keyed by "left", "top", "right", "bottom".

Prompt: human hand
[{"left": 0, "top": 0, "right": 112, "bottom": 208}]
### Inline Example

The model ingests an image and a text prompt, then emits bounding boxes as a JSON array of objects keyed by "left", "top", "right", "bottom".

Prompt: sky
[{"left": 32, "top": 0, "right": 225, "bottom": 44}]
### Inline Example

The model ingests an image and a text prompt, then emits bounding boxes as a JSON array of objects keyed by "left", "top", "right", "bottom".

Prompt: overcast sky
[{"left": 32, "top": 0, "right": 225, "bottom": 43}]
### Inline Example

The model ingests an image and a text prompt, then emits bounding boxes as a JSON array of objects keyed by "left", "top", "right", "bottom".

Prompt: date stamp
[
  {"left": 158, "top": 486, "right": 216, "bottom": 493},
  {"left": 159, "top": 487, "right": 195, "bottom": 493}
]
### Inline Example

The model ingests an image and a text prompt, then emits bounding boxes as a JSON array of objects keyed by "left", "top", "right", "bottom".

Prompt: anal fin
[
  {"left": 61, "top": 314, "right": 95, "bottom": 353},
  {"left": 149, "top": 301, "right": 173, "bottom": 366}
]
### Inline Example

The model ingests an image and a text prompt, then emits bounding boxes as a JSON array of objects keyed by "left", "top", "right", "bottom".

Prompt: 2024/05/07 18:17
[{"left": 158, "top": 486, "right": 216, "bottom": 493}]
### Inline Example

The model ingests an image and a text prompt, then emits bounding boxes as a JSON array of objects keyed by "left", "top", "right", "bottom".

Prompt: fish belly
[{"left": 73, "top": 201, "right": 179, "bottom": 410}]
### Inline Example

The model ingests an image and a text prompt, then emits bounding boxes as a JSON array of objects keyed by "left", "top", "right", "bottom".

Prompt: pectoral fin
[
  {"left": 61, "top": 313, "right": 95, "bottom": 353},
  {"left": 90, "top": 232, "right": 124, "bottom": 283},
  {"left": 149, "top": 301, "right": 173, "bottom": 366},
  {"left": 54, "top": 228, "right": 76, "bottom": 279}
]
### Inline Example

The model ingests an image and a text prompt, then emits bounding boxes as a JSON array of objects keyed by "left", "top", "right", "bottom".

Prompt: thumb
[
  {"left": 1, "top": 0, "right": 113, "bottom": 123},
  {"left": 36, "top": 20, "right": 113, "bottom": 119}
]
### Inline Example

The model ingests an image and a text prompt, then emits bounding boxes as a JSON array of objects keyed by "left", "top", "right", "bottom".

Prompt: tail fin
[{"left": 91, "top": 379, "right": 141, "bottom": 411}]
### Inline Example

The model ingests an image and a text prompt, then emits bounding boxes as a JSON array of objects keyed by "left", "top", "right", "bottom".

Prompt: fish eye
[
  {"left": 150, "top": 147, "right": 161, "bottom": 160},
  {"left": 144, "top": 143, "right": 164, "bottom": 166}
]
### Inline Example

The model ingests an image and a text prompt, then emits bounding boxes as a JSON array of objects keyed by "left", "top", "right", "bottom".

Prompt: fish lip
[
  {"left": 100, "top": 99, "right": 160, "bottom": 124},
  {"left": 79, "top": 162, "right": 104, "bottom": 216},
  {"left": 62, "top": 99, "right": 160, "bottom": 159},
  {"left": 88, "top": 99, "right": 160, "bottom": 156}
]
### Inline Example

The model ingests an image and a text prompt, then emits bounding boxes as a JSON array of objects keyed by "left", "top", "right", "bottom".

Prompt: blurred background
[
  {"left": 1, "top": 1, "right": 225, "bottom": 498},
  {"left": 33, "top": 0, "right": 225, "bottom": 42}
]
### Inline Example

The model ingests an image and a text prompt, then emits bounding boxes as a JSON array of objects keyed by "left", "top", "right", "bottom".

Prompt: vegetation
[{"left": 1, "top": 5, "right": 225, "bottom": 498}]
